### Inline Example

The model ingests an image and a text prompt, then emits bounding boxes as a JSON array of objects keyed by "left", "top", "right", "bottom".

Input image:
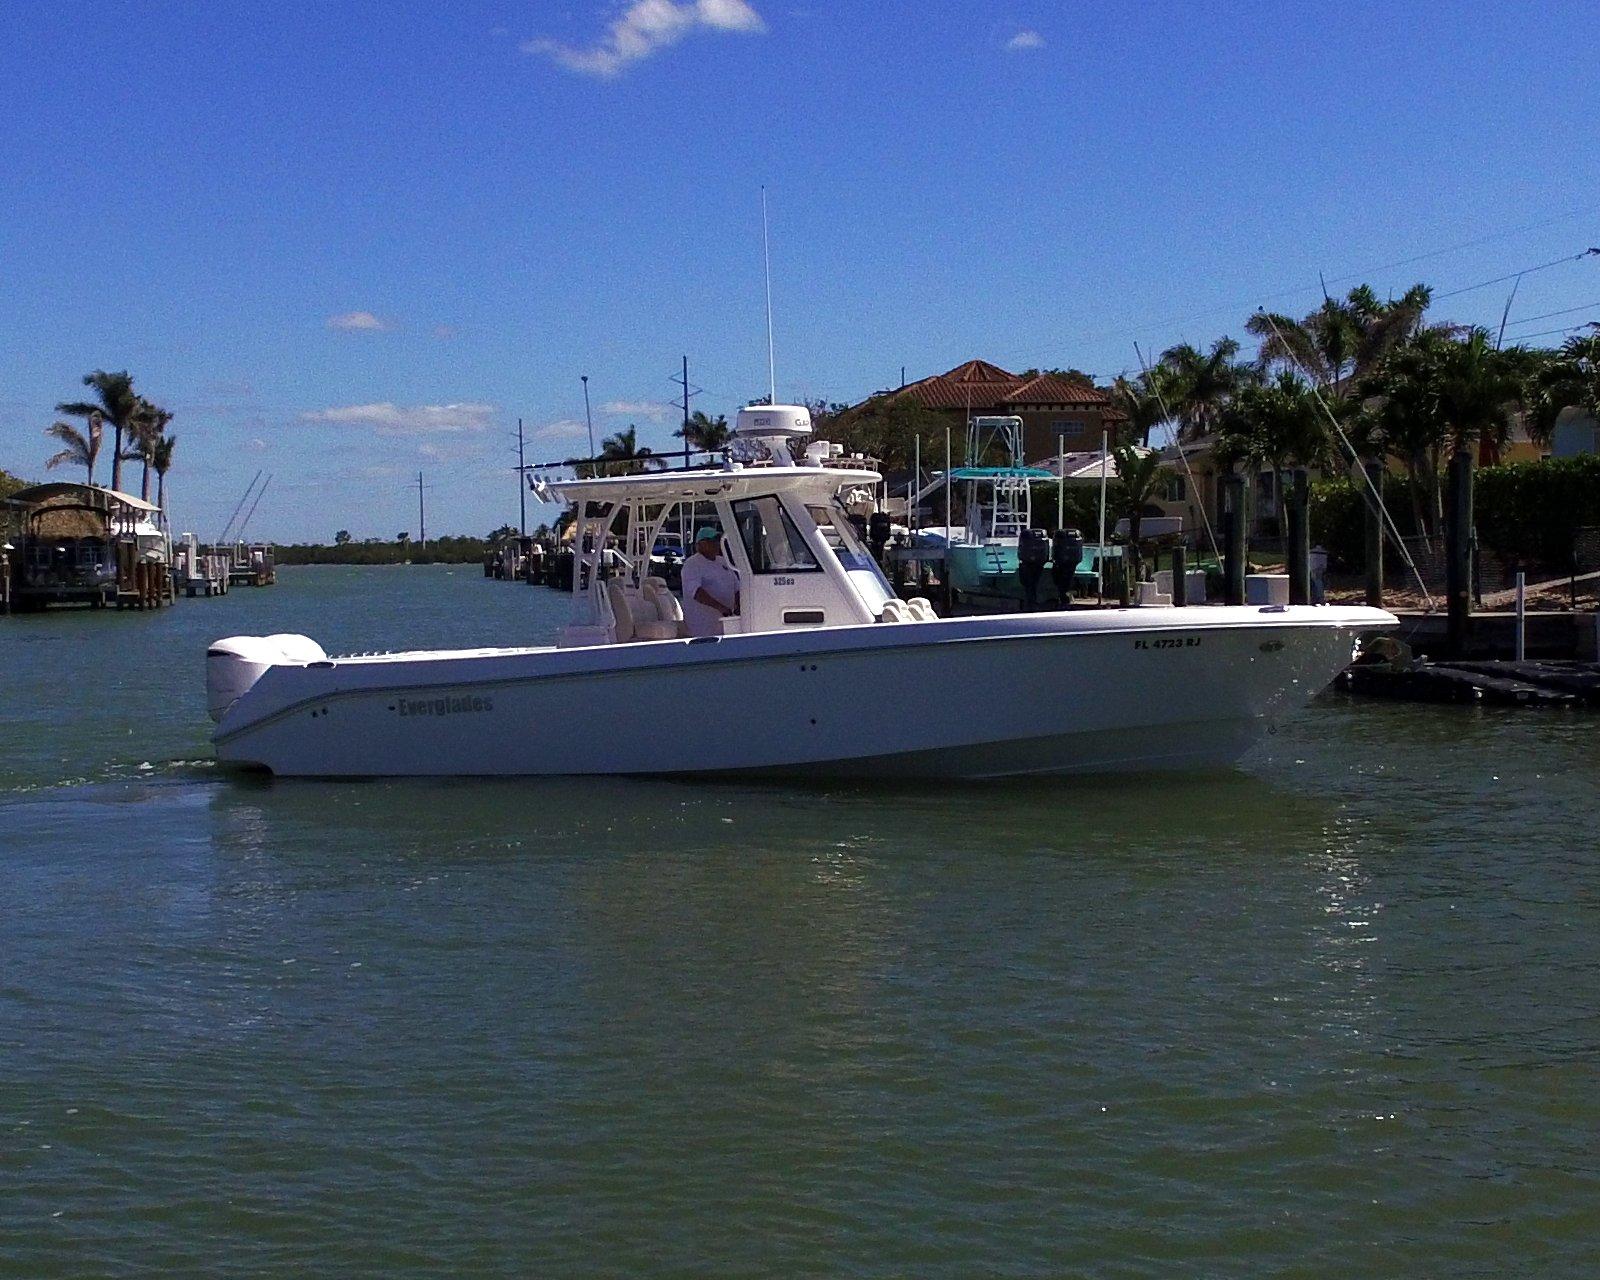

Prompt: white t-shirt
[{"left": 680, "top": 552, "right": 741, "bottom": 637}]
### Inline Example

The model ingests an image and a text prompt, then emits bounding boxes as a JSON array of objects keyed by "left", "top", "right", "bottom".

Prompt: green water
[{"left": 3, "top": 566, "right": 1598, "bottom": 1275}]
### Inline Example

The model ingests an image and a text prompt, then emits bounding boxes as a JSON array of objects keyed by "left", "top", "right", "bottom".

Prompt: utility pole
[
  {"left": 677, "top": 355, "right": 692, "bottom": 466},
  {"left": 417, "top": 471, "right": 426, "bottom": 550},
  {"left": 517, "top": 417, "right": 527, "bottom": 536},
  {"left": 581, "top": 375, "right": 595, "bottom": 457}
]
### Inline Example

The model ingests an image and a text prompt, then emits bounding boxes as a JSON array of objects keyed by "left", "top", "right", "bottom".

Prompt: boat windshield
[
  {"left": 731, "top": 496, "right": 820, "bottom": 573},
  {"left": 807, "top": 501, "right": 876, "bottom": 572}
]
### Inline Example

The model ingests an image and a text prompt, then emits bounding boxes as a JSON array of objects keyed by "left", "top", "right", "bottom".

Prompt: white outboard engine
[
  {"left": 206, "top": 633, "right": 327, "bottom": 723},
  {"left": 729, "top": 404, "right": 813, "bottom": 466}
]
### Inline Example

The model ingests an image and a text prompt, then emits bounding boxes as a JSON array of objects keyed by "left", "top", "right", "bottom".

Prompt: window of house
[
  {"left": 1052, "top": 419, "right": 1086, "bottom": 441},
  {"left": 732, "top": 496, "right": 821, "bottom": 573},
  {"left": 1164, "top": 474, "right": 1187, "bottom": 503}
]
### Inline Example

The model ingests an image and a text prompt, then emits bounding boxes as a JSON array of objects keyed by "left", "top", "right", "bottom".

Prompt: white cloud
[
  {"left": 432, "top": 324, "right": 458, "bottom": 340},
  {"left": 300, "top": 402, "right": 497, "bottom": 436},
  {"left": 327, "top": 311, "right": 393, "bottom": 332},
  {"left": 533, "top": 418, "right": 589, "bottom": 440},
  {"left": 1005, "top": 29, "right": 1044, "bottom": 50},
  {"left": 525, "top": 0, "right": 766, "bottom": 78},
  {"left": 247, "top": 437, "right": 268, "bottom": 452},
  {"left": 600, "top": 399, "right": 670, "bottom": 421}
]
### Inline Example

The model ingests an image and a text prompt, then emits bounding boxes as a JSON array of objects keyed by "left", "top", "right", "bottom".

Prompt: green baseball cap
[{"left": 696, "top": 526, "right": 720, "bottom": 542}]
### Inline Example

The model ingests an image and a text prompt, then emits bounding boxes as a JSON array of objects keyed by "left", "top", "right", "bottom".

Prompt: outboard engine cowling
[
  {"left": 1017, "top": 527, "right": 1050, "bottom": 611},
  {"left": 206, "top": 633, "right": 327, "bottom": 723},
  {"left": 1051, "top": 528, "right": 1084, "bottom": 605},
  {"left": 868, "top": 512, "right": 891, "bottom": 562}
]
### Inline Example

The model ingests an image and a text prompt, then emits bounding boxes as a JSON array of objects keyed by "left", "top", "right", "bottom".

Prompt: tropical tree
[
  {"left": 1159, "top": 338, "right": 1250, "bottom": 440},
  {"left": 334, "top": 529, "right": 353, "bottom": 545},
  {"left": 1249, "top": 284, "right": 1434, "bottom": 395},
  {"left": 1215, "top": 371, "right": 1331, "bottom": 529},
  {"left": 818, "top": 394, "right": 947, "bottom": 471},
  {"left": 1109, "top": 370, "right": 1171, "bottom": 446},
  {"left": 151, "top": 433, "right": 176, "bottom": 512},
  {"left": 1523, "top": 332, "right": 1600, "bottom": 445},
  {"left": 594, "top": 424, "right": 656, "bottom": 476},
  {"left": 126, "top": 399, "right": 173, "bottom": 501},
  {"left": 56, "top": 370, "right": 140, "bottom": 493},
  {"left": 0, "top": 468, "right": 26, "bottom": 500},
  {"left": 43, "top": 412, "right": 103, "bottom": 485},
  {"left": 1431, "top": 328, "right": 1527, "bottom": 462},
  {"left": 1110, "top": 444, "right": 1166, "bottom": 584},
  {"left": 1357, "top": 327, "right": 1527, "bottom": 531},
  {"left": 675, "top": 410, "right": 731, "bottom": 454}
]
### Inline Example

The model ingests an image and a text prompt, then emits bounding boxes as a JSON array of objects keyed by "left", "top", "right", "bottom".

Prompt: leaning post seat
[{"left": 639, "top": 578, "right": 686, "bottom": 639}]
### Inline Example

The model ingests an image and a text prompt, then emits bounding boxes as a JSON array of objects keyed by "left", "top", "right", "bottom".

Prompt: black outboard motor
[
  {"left": 868, "top": 511, "right": 892, "bottom": 563},
  {"left": 1051, "top": 527, "right": 1084, "bottom": 606},
  {"left": 1017, "top": 527, "right": 1050, "bottom": 611}
]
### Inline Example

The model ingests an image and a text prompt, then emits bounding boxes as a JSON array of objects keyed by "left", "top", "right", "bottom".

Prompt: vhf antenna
[{"left": 762, "top": 186, "right": 776, "bottom": 406}]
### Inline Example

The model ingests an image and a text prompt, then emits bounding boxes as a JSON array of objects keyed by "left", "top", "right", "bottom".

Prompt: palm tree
[
  {"left": 43, "top": 412, "right": 103, "bottom": 484},
  {"left": 1360, "top": 328, "right": 1525, "bottom": 531},
  {"left": 56, "top": 370, "right": 140, "bottom": 493},
  {"left": 1111, "top": 444, "right": 1166, "bottom": 584},
  {"left": 675, "top": 411, "right": 731, "bottom": 454},
  {"left": 1159, "top": 338, "right": 1248, "bottom": 440},
  {"left": 152, "top": 434, "right": 176, "bottom": 513},
  {"left": 1432, "top": 328, "right": 1526, "bottom": 463},
  {"left": 596, "top": 424, "right": 655, "bottom": 476},
  {"left": 1249, "top": 284, "right": 1434, "bottom": 396},
  {"left": 127, "top": 399, "right": 173, "bottom": 501},
  {"left": 1216, "top": 371, "right": 1330, "bottom": 535},
  {"left": 1109, "top": 371, "right": 1170, "bottom": 446},
  {"left": 1523, "top": 332, "right": 1600, "bottom": 445}
]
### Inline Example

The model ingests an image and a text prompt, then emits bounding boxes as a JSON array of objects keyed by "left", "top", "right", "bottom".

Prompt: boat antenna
[{"left": 762, "top": 186, "right": 777, "bottom": 406}]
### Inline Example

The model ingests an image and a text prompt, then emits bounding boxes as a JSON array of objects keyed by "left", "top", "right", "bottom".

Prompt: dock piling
[
  {"left": 1171, "top": 544, "right": 1187, "bottom": 607},
  {"left": 1286, "top": 468, "right": 1310, "bottom": 606},
  {"left": 1363, "top": 458, "right": 1385, "bottom": 608},
  {"left": 1222, "top": 473, "right": 1247, "bottom": 606},
  {"left": 1445, "top": 451, "right": 1474, "bottom": 656}
]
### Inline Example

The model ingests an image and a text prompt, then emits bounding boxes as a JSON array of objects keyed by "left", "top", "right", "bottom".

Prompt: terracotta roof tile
[
  {"left": 863, "top": 360, "right": 1115, "bottom": 413},
  {"left": 1003, "top": 374, "right": 1112, "bottom": 407}
]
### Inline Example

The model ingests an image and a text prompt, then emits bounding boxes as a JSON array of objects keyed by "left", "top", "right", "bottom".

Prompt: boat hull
[{"left": 212, "top": 607, "right": 1392, "bottom": 779}]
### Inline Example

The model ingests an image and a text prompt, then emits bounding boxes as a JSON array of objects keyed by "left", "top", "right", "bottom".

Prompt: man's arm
[{"left": 693, "top": 585, "right": 732, "bottom": 617}]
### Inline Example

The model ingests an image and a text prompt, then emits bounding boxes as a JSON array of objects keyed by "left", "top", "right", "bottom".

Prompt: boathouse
[{"left": 4, "top": 482, "right": 172, "bottom": 609}]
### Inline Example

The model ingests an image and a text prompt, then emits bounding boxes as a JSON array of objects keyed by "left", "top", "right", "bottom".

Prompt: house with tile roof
[{"left": 846, "top": 360, "right": 1127, "bottom": 463}]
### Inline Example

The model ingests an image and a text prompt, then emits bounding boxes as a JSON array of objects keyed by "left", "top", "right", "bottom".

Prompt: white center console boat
[{"left": 206, "top": 405, "right": 1395, "bottom": 779}]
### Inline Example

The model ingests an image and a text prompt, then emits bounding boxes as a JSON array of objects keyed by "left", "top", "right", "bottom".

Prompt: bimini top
[
  {"left": 542, "top": 463, "right": 881, "bottom": 505},
  {"left": 6, "top": 482, "right": 162, "bottom": 513},
  {"left": 948, "top": 466, "right": 1054, "bottom": 481}
]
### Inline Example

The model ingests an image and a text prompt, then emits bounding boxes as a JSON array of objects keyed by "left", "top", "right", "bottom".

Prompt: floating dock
[{"left": 1343, "top": 660, "right": 1600, "bottom": 707}]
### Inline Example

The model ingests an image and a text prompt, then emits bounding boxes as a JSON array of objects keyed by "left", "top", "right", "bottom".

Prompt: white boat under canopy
[{"left": 206, "top": 405, "right": 1396, "bottom": 779}]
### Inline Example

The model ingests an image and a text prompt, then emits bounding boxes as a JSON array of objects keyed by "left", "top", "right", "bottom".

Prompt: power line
[
  {"left": 1502, "top": 299, "right": 1600, "bottom": 328},
  {"left": 1064, "top": 218, "right": 1600, "bottom": 349},
  {"left": 1506, "top": 322, "right": 1598, "bottom": 342},
  {"left": 1432, "top": 249, "right": 1599, "bottom": 300}
]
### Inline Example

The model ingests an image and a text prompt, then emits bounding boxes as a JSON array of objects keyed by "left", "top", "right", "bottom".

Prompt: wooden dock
[{"left": 1343, "top": 659, "right": 1600, "bottom": 708}]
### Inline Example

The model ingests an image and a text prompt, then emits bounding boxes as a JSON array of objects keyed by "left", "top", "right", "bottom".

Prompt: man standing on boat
[{"left": 681, "top": 526, "right": 740, "bottom": 637}]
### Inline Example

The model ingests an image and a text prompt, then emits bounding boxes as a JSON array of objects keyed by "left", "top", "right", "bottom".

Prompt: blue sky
[{"left": 3, "top": 1, "right": 1597, "bottom": 542}]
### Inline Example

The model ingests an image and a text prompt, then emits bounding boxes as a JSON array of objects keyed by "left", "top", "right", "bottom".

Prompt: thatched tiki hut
[{"left": 6, "top": 482, "right": 171, "bottom": 610}]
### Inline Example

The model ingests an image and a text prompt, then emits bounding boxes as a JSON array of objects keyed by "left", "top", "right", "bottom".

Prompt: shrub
[
  {"left": 1475, "top": 454, "right": 1600, "bottom": 565},
  {"left": 1309, "top": 474, "right": 1417, "bottom": 571}
]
